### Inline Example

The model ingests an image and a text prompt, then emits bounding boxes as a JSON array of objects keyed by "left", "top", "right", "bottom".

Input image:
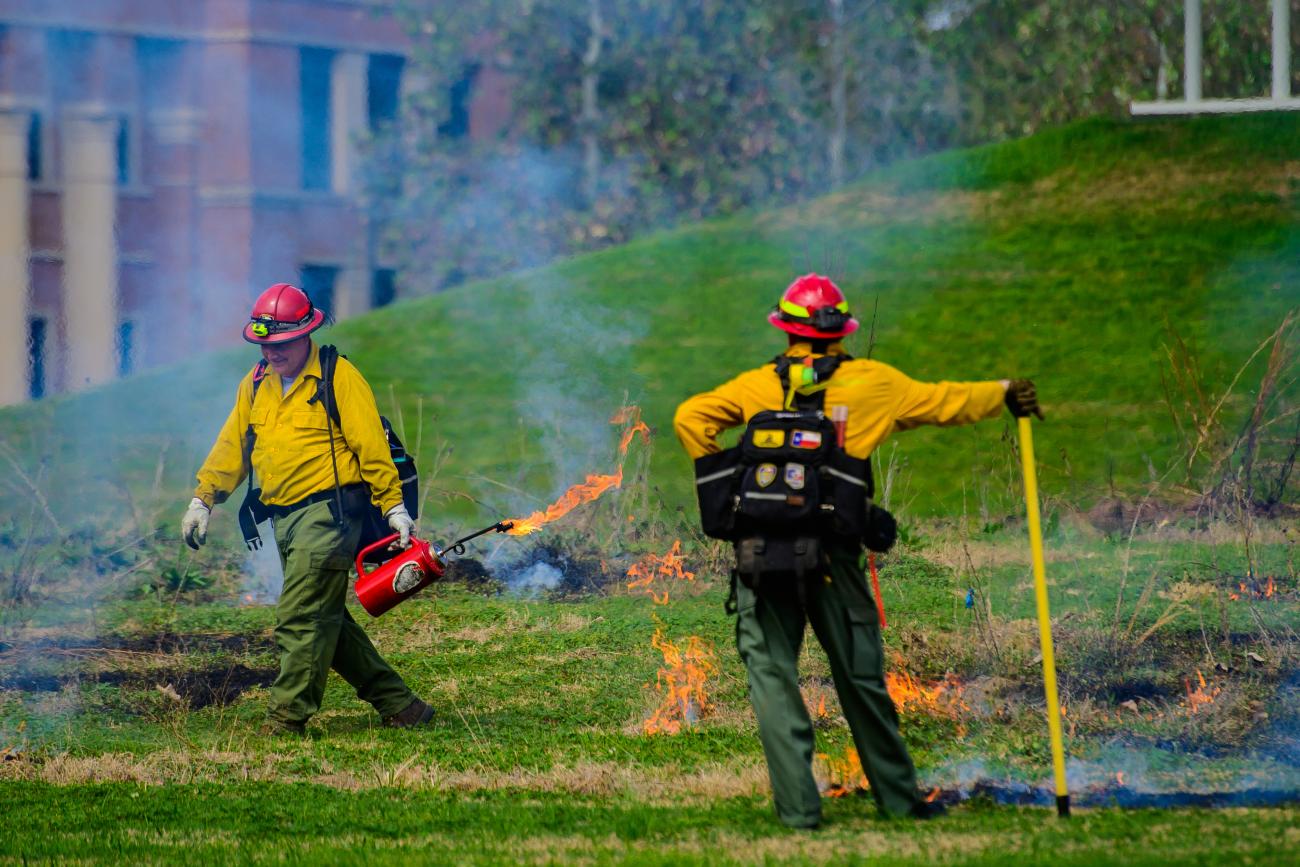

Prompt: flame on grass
[
  {"left": 507, "top": 407, "right": 651, "bottom": 535},
  {"left": 819, "top": 747, "right": 868, "bottom": 796},
  {"left": 1184, "top": 669, "right": 1221, "bottom": 714},
  {"left": 1229, "top": 576, "right": 1277, "bottom": 601},
  {"left": 626, "top": 540, "right": 694, "bottom": 604},
  {"left": 817, "top": 673, "right": 967, "bottom": 794},
  {"left": 887, "top": 671, "right": 968, "bottom": 718},
  {"left": 643, "top": 626, "right": 719, "bottom": 735},
  {"left": 802, "top": 683, "right": 834, "bottom": 721}
]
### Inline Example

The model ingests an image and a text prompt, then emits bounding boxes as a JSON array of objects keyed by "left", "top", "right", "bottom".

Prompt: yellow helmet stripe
[{"left": 780, "top": 299, "right": 810, "bottom": 318}]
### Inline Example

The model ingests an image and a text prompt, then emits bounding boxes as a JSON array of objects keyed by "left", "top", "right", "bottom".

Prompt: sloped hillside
[{"left": 2, "top": 114, "right": 1297, "bottom": 532}]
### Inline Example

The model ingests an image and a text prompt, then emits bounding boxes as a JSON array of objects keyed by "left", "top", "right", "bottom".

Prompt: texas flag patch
[{"left": 791, "top": 430, "right": 822, "bottom": 449}]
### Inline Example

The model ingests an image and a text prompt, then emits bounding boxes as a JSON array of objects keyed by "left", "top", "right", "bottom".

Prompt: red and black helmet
[
  {"left": 767, "top": 273, "right": 859, "bottom": 339},
  {"left": 242, "top": 283, "right": 326, "bottom": 345}
]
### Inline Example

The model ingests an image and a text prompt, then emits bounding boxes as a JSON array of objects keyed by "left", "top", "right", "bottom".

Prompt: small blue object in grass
[{"left": 965, "top": 588, "right": 975, "bottom": 609}]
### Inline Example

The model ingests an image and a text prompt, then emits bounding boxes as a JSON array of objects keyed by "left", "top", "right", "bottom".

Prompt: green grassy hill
[{"left": 3, "top": 114, "right": 1298, "bottom": 532}]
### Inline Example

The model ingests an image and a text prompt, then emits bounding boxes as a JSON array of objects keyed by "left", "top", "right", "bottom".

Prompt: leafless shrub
[{"left": 1162, "top": 308, "right": 1299, "bottom": 516}]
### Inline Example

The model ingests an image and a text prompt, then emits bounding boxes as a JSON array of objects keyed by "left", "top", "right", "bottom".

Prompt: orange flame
[
  {"left": 818, "top": 747, "right": 868, "bottom": 796},
  {"left": 1231, "top": 576, "right": 1279, "bottom": 601},
  {"left": 801, "top": 683, "right": 834, "bottom": 721},
  {"left": 507, "top": 407, "right": 651, "bottom": 535},
  {"left": 1183, "top": 669, "right": 1221, "bottom": 715},
  {"left": 886, "top": 671, "right": 968, "bottom": 718},
  {"left": 1115, "top": 771, "right": 1126, "bottom": 787},
  {"left": 626, "top": 540, "right": 695, "bottom": 604},
  {"left": 643, "top": 627, "right": 718, "bottom": 735}
]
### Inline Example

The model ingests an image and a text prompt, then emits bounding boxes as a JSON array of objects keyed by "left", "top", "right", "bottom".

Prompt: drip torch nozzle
[{"left": 445, "top": 520, "right": 516, "bottom": 556}]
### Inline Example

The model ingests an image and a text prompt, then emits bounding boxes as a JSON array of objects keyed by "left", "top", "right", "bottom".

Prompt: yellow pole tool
[{"left": 1017, "top": 416, "right": 1070, "bottom": 818}]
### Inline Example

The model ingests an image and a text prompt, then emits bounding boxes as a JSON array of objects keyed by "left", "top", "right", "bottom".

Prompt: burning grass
[{"left": 642, "top": 627, "right": 720, "bottom": 736}]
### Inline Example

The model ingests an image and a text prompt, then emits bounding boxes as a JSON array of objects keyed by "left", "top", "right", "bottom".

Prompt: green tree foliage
[
  {"left": 366, "top": 0, "right": 1297, "bottom": 294},
  {"left": 932, "top": 0, "right": 1292, "bottom": 142}
]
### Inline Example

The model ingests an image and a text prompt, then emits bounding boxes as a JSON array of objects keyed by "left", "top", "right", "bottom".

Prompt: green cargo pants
[
  {"left": 734, "top": 542, "right": 921, "bottom": 828},
  {"left": 267, "top": 500, "right": 416, "bottom": 728}
]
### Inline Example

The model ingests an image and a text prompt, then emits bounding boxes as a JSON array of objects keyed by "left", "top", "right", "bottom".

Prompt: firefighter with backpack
[
  {"left": 180, "top": 283, "right": 433, "bottom": 734},
  {"left": 674, "top": 274, "right": 1041, "bottom": 828}
]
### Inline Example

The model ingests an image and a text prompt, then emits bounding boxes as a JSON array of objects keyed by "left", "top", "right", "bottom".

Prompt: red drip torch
[{"left": 353, "top": 521, "right": 514, "bottom": 617}]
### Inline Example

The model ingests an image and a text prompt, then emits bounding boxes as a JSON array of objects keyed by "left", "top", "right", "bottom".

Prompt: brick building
[{"left": 0, "top": 0, "right": 507, "bottom": 405}]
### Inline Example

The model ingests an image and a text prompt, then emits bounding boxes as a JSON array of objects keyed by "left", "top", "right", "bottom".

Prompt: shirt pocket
[
  {"left": 249, "top": 405, "right": 271, "bottom": 432},
  {"left": 292, "top": 410, "right": 331, "bottom": 431}
]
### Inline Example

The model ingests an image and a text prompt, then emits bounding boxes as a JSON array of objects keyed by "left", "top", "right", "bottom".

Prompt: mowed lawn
[{"left": 3, "top": 781, "right": 1298, "bottom": 865}]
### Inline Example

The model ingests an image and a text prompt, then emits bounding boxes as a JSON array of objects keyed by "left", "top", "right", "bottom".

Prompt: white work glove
[
  {"left": 181, "top": 498, "right": 210, "bottom": 550},
  {"left": 385, "top": 504, "right": 414, "bottom": 549}
]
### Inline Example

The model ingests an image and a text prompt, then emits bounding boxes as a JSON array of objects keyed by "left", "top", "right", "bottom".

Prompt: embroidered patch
[
  {"left": 791, "top": 430, "right": 822, "bottom": 449},
  {"left": 784, "top": 463, "right": 806, "bottom": 490},
  {"left": 752, "top": 429, "right": 785, "bottom": 448},
  {"left": 755, "top": 463, "right": 778, "bottom": 488}
]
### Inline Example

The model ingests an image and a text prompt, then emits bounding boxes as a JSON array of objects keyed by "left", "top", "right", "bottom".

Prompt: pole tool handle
[{"left": 1018, "top": 416, "right": 1070, "bottom": 818}]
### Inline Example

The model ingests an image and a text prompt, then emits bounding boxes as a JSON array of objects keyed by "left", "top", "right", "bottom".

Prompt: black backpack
[
  {"left": 237, "top": 345, "right": 418, "bottom": 563},
  {"left": 692, "top": 354, "right": 891, "bottom": 579}
]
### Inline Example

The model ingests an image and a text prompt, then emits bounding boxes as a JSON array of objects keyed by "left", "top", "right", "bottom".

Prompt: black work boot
[
  {"left": 383, "top": 698, "right": 434, "bottom": 728},
  {"left": 909, "top": 799, "right": 947, "bottom": 820},
  {"left": 259, "top": 718, "right": 306, "bottom": 737}
]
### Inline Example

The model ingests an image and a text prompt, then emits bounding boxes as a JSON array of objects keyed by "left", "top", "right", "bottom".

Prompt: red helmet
[
  {"left": 767, "top": 273, "right": 859, "bottom": 339},
  {"left": 242, "top": 283, "right": 326, "bottom": 344}
]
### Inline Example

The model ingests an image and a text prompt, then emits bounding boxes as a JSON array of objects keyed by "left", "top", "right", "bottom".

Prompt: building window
[
  {"left": 368, "top": 54, "right": 404, "bottom": 131},
  {"left": 48, "top": 30, "right": 95, "bottom": 104},
  {"left": 438, "top": 63, "right": 480, "bottom": 141},
  {"left": 138, "top": 38, "right": 184, "bottom": 110},
  {"left": 26, "top": 112, "right": 41, "bottom": 181},
  {"left": 371, "top": 268, "right": 396, "bottom": 309},
  {"left": 115, "top": 116, "right": 132, "bottom": 185},
  {"left": 299, "top": 265, "right": 338, "bottom": 321},
  {"left": 28, "top": 317, "right": 46, "bottom": 399},
  {"left": 300, "top": 47, "right": 333, "bottom": 191},
  {"left": 117, "top": 320, "right": 135, "bottom": 376}
]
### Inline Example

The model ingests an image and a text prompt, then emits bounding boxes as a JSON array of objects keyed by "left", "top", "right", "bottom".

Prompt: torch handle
[{"left": 355, "top": 533, "right": 403, "bottom": 577}]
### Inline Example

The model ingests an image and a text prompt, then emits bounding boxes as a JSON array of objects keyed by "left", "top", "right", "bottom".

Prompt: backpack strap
[
  {"left": 243, "top": 359, "right": 269, "bottom": 471},
  {"left": 308, "top": 344, "right": 346, "bottom": 527},
  {"left": 309, "top": 345, "right": 343, "bottom": 428},
  {"left": 773, "top": 353, "right": 850, "bottom": 411},
  {"left": 238, "top": 359, "right": 271, "bottom": 550}
]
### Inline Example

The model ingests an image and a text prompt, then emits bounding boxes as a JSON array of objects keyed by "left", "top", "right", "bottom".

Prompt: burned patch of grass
[{"left": 3, "top": 663, "right": 275, "bottom": 710}]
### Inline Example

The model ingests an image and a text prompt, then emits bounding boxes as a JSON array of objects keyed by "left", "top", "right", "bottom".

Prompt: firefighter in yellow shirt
[
  {"left": 181, "top": 283, "right": 432, "bottom": 734},
  {"left": 674, "top": 274, "right": 1041, "bottom": 828}
]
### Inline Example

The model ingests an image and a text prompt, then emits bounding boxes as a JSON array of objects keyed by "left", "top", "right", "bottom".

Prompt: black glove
[
  {"left": 864, "top": 503, "right": 897, "bottom": 553},
  {"left": 1005, "top": 379, "right": 1044, "bottom": 420}
]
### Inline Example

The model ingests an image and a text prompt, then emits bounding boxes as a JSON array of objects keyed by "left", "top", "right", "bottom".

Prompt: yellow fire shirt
[
  {"left": 674, "top": 342, "right": 1007, "bottom": 460},
  {"left": 194, "top": 341, "right": 403, "bottom": 512}
]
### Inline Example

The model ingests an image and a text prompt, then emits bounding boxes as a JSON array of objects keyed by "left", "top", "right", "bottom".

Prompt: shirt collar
[
  {"left": 784, "top": 341, "right": 846, "bottom": 357},
  {"left": 277, "top": 341, "right": 321, "bottom": 397}
]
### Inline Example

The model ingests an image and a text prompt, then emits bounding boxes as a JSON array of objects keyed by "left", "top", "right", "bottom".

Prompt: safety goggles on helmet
[
  {"left": 247, "top": 307, "right": 317, "bottom": 339},
  {"left": 773, "top": 300, "right": 853, "bottom": 333}
]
